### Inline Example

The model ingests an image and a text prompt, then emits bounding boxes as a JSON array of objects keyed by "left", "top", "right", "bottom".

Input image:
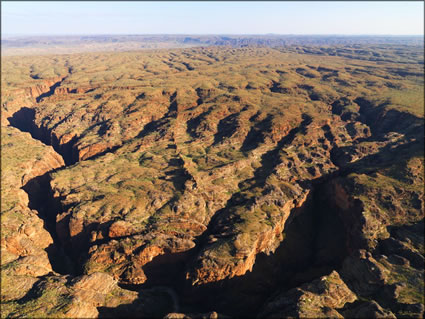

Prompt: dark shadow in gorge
[
  {"left": 176, "top": 185, "right": 348, "bottom": 317},
  {"left": 212, "top": 113, "right": 239, "bottom": 145},
  {"left": 240, "top": 114, "right": 273, "bottom": 153},
  {"left": 36, "top": 79, "right": 64, "bottom": 103},
  {"left": 354, "top": 97, "right": 423, "bottom": 136},
  {"left": 7, "top": 107, "right": 78, "bottom": 165},
  {"left": 96, "top": 101, "right": 422, "bottom": 316},
  {"left": 186, "top": 106, "right": 214, "bottom": 139},
  {"left": 21, "top": 172, "right": 77, "bottom": 276},
  {"left": 8, "top": 107, "right": 77, "bottom": 274},
  {"left": 7, "top": 107, "right": 35, "bottom": 135},
  {"left": 108, "top": 182, "right": 349, "bottom": 318}
]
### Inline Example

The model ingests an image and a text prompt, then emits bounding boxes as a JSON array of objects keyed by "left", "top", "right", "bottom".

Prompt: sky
[{"left": 2, "top": 1, "right": 424, "bottom": 36}]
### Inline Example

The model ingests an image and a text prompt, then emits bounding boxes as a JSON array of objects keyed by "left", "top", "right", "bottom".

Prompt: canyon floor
[{"left": 1, "top": 42, "right": 424, "bottom": 318}]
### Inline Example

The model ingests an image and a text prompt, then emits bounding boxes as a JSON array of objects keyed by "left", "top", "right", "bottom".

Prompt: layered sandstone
[{"left": 1, "top": 45, "right": 423, "bottom": 317}]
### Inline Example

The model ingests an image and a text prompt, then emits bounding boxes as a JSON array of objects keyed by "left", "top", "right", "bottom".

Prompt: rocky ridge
[{"left": 1, "top": 45, "right": 423, "bottom": 317}]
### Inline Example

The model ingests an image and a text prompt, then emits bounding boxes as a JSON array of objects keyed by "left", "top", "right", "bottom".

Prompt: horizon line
[{"left": 3, "top": 33, "right": 424, "bottom": 38}]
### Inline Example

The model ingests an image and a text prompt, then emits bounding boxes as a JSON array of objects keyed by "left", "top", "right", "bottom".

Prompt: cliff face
[
  {"left": 1, "top": 126, "right": 63, "bottom": 301},
  {"left": 1, "top": 45, "right": 423, "bottom": 317}
]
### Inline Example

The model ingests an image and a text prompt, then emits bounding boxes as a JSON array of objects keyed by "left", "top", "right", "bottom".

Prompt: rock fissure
[
  {"left": 8, "top": 107, "right": 79, "bottom": 166},
  {"left": 21, "top": 172, "right": 77, "bottom": 275},
  {"left": 111, "top": 175, "right": 352, "bottom": 317},
  {"left": 35, "top": 78, "right": 66, "bottom": 103},
  {"left": 2, "top": 45, "right": 423, "bottom": 318},
  {"left": 6, "top": 107, "right": 80, "bottom": 276}
]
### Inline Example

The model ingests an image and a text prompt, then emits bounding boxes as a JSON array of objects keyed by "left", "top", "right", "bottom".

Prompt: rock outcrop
[
  {"left": 259, "top": 271, "right": 357, "bottom": 318},
  {"left": 1, "top": 44, "right": 423, "bottom": 317}
]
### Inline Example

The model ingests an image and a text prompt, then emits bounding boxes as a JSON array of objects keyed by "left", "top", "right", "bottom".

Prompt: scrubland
[{"left": 1, "top": 43, "right": 424, "bottom": 318}]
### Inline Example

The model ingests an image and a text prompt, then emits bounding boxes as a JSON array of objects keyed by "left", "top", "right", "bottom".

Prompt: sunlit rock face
[{"left": 2, "top": 42, "right": 423, "bottom": 318}]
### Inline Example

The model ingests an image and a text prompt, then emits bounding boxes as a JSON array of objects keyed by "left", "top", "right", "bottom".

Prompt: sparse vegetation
[{"left": 1, "top": 40, "right": 423, "bottom": 318}]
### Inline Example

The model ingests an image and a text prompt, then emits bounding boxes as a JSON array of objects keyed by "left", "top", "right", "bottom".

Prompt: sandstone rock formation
[
  {"left": 258, "top": 271, "right": 357, "bottom": 318},
  {"left": 1, "top": 44, "right": 423, "bottom": 317}
]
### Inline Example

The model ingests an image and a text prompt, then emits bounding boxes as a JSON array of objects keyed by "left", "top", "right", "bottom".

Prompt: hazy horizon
[
  {"left": 2, "top": 1, "right": 424, "bottom": 36},
  {"left": 3, "top": 33, "right": 424, "bottom": 38}
]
